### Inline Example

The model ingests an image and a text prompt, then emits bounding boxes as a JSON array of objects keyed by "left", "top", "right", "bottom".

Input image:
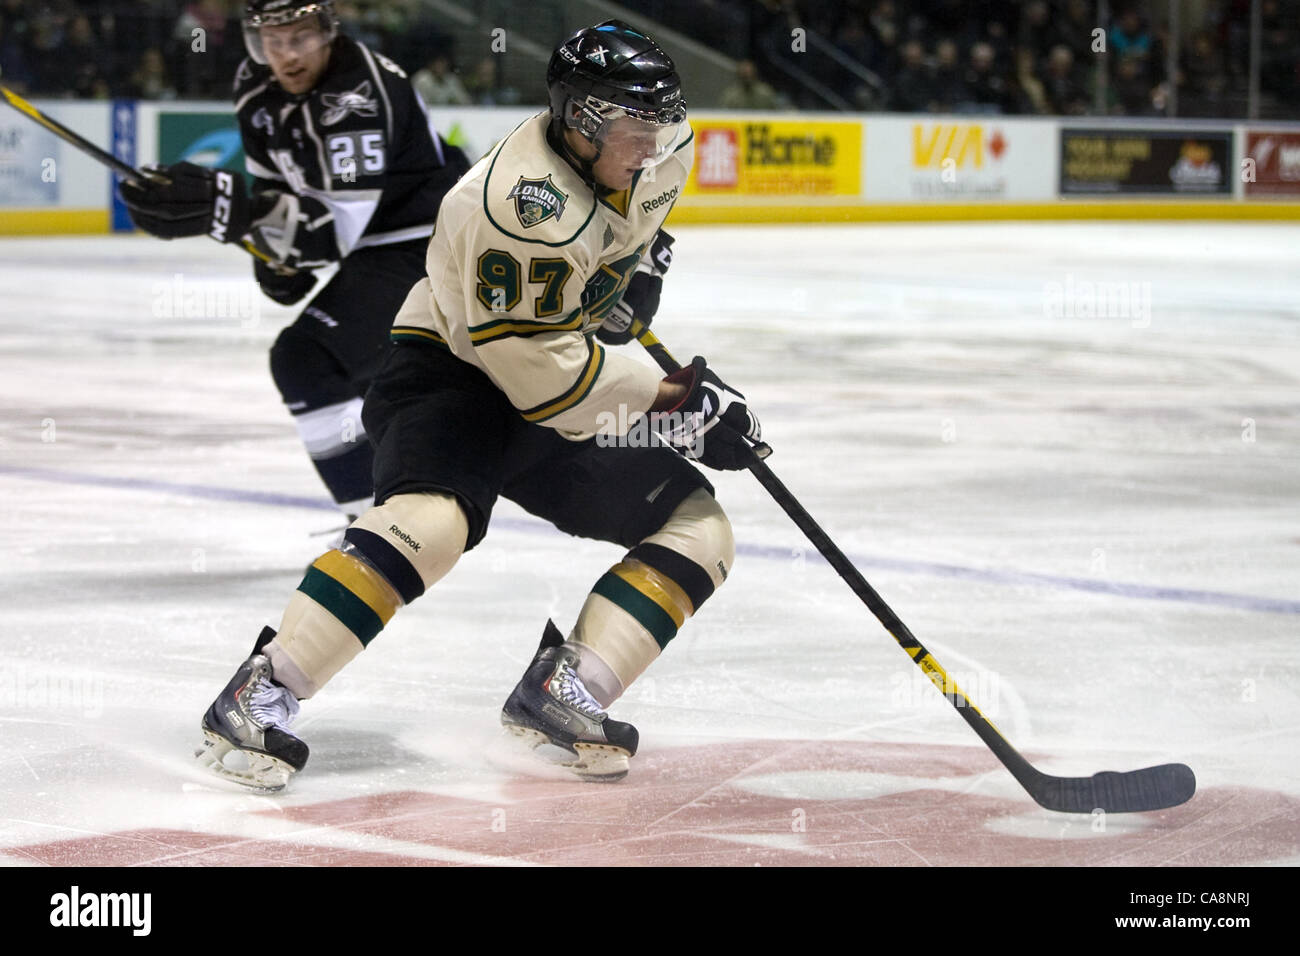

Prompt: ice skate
[
  {"left": 194, "top": 627, "right": 308, "bottom": 793},
  {"left": 501, "top": 621, "right": 639, "bottom": 781}
]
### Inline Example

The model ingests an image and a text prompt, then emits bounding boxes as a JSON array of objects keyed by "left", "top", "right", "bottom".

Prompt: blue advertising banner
[{"left": 110, "top": 99, "right": 137, "bottom": 231}]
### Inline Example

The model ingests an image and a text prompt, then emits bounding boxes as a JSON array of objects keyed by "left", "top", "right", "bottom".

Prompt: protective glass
[
  {"left": 577, "top": 101, "right": 688, "bottom": 174},
  {"left": 242, "top": 5, "right": 336, "bottom": 65}
]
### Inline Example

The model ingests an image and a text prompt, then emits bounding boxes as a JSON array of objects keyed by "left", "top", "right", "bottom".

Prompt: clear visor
[
  {"left": 242, "top": 6, "right": 336, "bottom": 65},
  {"left": 587, "top": 108, "right": 687, "bottom": 173}
]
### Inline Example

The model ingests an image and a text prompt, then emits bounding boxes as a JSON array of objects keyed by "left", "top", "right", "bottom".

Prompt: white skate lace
[
  {"left": 248, "top": 673, "right": 300, "bottom": 731},
  {"left": 552, "top": 663, "right": 605, "bottom": 720}
]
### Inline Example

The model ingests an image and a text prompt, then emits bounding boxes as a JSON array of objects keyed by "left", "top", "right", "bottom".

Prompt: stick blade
[{"left": 1028, "top": 762, "right": 1196, "bottom": 814}]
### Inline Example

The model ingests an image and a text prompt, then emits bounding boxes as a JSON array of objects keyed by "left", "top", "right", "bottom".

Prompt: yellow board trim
[
  {"left": 611, "top": 560, "right": 693, "bottom": 630},
  {"left": 0, "top": 209, "right": 112, "bottom": 235},
  {"left": 313, "top": 549, "right": 402, "bottom": 625},
  {"left": 671, "top": 201, "right": 1300, "bottom": 224}
]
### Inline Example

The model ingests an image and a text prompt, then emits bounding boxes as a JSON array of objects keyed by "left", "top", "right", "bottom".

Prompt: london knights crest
[{"left": 507, "top": 175, "right": 568, "bottom": 228}]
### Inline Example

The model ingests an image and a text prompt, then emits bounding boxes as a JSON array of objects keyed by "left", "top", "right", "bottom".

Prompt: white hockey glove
[
  {"left": 656, "top": 355, "right": 762, "bottom": 471},
  {"left": 598, "top": 230, "right": 675, "bottom": 346}
]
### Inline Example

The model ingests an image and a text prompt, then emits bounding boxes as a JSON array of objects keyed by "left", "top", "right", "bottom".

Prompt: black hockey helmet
[
  {"left": 547, "top": 20, "right": 687, "bottom": 180},
  {"left": 242, "top": 0, "right": 339, "bottom": 65}
]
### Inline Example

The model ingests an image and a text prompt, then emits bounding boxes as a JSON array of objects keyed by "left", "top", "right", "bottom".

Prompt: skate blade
[
  {"left": 193, "top": 729, "right": 296, "bottom": 794},
  {"left": 503, "top": 725, "right": 630, "bottom": 782}
]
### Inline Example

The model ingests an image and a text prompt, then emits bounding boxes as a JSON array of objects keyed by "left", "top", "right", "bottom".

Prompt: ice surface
[{"left": 1, "top": 222, "right": 1297, "bottom": 866}]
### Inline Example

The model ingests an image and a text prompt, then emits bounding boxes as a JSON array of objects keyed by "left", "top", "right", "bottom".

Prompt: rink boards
[{"left": 3, "top": 103, "right": 1299, "bottom": 235}]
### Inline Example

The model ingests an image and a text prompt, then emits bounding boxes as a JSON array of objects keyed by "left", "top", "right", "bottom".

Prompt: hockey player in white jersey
[{"left": 195, "top": 20, "right": 762, "bottom": 790}]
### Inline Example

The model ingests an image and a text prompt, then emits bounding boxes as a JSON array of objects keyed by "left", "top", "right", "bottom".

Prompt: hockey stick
[
  {"left": 632, "top": 319, "right": 1196, "bottom": 813},
  {"left": 0, "top": 83, "right": 288, "bottom": 271}
]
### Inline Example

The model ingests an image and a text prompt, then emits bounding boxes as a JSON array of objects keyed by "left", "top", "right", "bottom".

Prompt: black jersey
[{"left": 232, "top": 35, "right": 453, "bottom": 269}]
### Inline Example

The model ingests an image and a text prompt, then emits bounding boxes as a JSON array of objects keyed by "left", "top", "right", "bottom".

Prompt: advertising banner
[
  {"left": 1243, "top": 130, "right": 1300, "bottom": 197},
  {"left": 158, "top": 110, "right": 245, "bottom": 169},
  {"left": 1060, "top": 128, "right": 1232, "bottom": 195},
  {"left": 864, "top": 117, "right": 1056, "bottom": 201},
  {"left": 683, "top": 118, "right": 861, "bottom": 199},
  {"left": 0, "top": 116, "right": 60, "bottom": 206},
  {"left": 110, "top": 99, "right": 137, "bottom": 231}
]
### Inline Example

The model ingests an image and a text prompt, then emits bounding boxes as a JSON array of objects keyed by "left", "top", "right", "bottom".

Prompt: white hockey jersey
[{"left": 390, "top": 111, "right": 694, "bottom": 438}]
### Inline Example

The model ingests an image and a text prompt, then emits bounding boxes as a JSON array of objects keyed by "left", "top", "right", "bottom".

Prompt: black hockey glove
[
  {"left": 598, "top": 229, "right": 675, "bottom": 346},
  {"left": 255, "top": 257, "right": 316, "bottom": 306},
  {"left": 656, "top": 356, "right": 762, "bottom": 471},
  {"left": 119, "top": 162, "right": 250, "bottom": 242}
]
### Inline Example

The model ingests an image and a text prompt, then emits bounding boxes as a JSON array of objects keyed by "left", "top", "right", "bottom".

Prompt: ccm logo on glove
[{"left": 210, "top": 171, "right": 237, "bottom": 243}]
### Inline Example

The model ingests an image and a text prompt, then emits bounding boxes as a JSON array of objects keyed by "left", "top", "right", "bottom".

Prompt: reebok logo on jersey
[
  {"left": 389, "top": 525, "right": 421, "bottom": 552},
  {"left": 640, "top": 184, "right": 679, "bottom": 215},
  {"left": 320, "top": 81, "right": 379, "bottom": 126},
  {"left": 507, "top": 175, "right": 569, "bottom": 228}
]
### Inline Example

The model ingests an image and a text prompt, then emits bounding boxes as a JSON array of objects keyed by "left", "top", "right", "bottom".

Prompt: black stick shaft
[
  {"left": 631, "top": 320, "right": 1195, "bottom": 812},
  {"left": 1, "top": 84, "right": 286, "bottom": 271},
  {"left": 1, "top": 85, "right": 146, "bottom": 183}
]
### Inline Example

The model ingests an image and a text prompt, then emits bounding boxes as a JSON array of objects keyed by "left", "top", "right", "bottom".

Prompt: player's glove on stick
[
  {"left": 598, "top": 230, "right": 675, "bottom": 346},
  {"left": 255, "top": 257, "right": 316, "bottom": 305},
  {"left": 243, "top": 190, "right": 306, "bottom": 267},
  {"left": 119, "top": 162, "right": 250, "bottom": 242},
  {"left": 657, "top": 355, "right": 762, "bottom": 471}
]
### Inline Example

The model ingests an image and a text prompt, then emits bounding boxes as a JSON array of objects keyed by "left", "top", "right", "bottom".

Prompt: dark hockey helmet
[
  {"left": 242, "top": 0, "right": 339, "bottom": 65},
  {"left": 547, "top": 20, "right": 687, "bottom": 173}
]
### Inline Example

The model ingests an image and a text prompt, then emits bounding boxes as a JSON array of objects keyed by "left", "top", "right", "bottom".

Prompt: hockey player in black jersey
[{"left": 120, "top": 0, "right": 468, "bottom": 525}]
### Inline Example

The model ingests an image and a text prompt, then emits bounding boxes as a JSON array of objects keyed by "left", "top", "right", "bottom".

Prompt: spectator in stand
[
  {"left": 27, "top": 11, "right": 68, "bottom": 95},
  {"left": 125, "top": 46, "right": 178, "bottom": 101},
  {"left": 931, "top": 38, "right": 967, "bottom": 112},
  {"left": 463, "top": 56, "right": 520, "bottom": 106},
  {"left": 835, "top": 12, "right": 876, "bottom": 73},
  {"left": 1019, "top": 0, "right": 1054, "bottom": 64},
  {"left": 1110, "top": 8, "right": 1153, "bottom": 59},
  {"left": 960, "top": 40, "right": 1014, "bottom": 113},
  {"left": 63, "top": 15, "right": 112, "bottom": 99},
  {"left": 867, "top": 0, "right": 901, "bottom": 77},
  {"left": 891, "top": 40, "right": 934, "bottom": 112},
  {"left": 172, "top": 0, "right": 239, "bottom": 98},
  {"left": 1260, "top": 0, "right": 1299, "bottom": 103},
  {"left": 1112, "top": 51, "right": 1156, "bottom": 114},
  {"left": 1051, "top": 0, "right": 1100, "bottom": 63},
  {"left": 722, "top": 59, "right": 779, "bottom": 110},
  {"left": 1041, "top": 44, "right": 1089, "bottom": 115},
  {"left": 0, "top": 0, "right": 35, "bottom": 93},
  {"left": 412, "top": 53, "right": 471, "bottom": 106},
  {"left": 1180, "top": 30, "right": 1228, "bottom": 116},
  {"left": 984, "top": 14, "right": 1016, "bottom": 66}
]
